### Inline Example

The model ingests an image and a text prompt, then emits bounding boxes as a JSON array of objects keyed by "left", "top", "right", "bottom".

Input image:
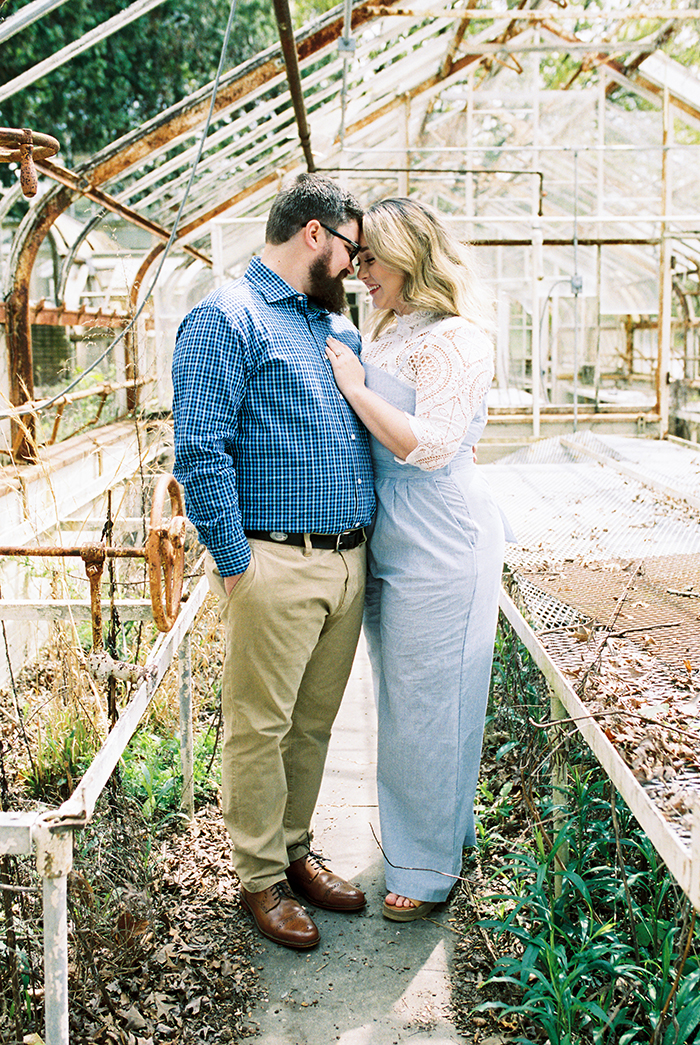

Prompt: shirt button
[
  {"left": 350, "top": 434, "right": 356, "bottom": 440},
  {"left": 358, "top": 478, "right": 362, "bottom": 484}
]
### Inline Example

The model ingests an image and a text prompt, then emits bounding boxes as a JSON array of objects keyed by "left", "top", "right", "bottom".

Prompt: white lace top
[{"left": 362, "top": 311, "right": 494, "bottom": 471}]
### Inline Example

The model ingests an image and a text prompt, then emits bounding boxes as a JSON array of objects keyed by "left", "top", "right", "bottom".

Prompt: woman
[{"left": 326, "top": 198, "right": 505, "bottom": 921}]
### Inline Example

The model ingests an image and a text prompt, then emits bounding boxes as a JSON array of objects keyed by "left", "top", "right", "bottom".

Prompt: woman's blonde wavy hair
[{"left": 361, "top": 197, "right": 495, "bottom": 340}]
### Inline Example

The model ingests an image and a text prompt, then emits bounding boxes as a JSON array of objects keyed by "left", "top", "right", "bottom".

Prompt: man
[{"left": 172, "top": 174, "right": 374, "bottom": 950}]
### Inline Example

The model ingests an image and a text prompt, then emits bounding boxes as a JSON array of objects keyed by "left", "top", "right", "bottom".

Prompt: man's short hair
[{"left": 265, "top": 173, "right": 363, "bottom": 244}]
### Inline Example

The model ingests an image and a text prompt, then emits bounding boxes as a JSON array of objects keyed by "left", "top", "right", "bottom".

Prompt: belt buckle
[{"left": 335, "top": 529, "right": 351, "bottom": 552}]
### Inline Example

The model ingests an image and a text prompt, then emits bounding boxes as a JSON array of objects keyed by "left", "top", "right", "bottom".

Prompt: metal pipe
[
  {"left": 0, "top": 0, "right": 70, "bottom": 44},
  {"left": 35, "top": 822, "right": 72, "bottom": 1045},
  {"left": 35, "top": 159, "right": 211, "bottom": 266},
  {"left": 657, "top": 86, "right": 672, "bottom": 437},
  {"left": 0, "top": 545, "right": 144, "bottom": 557},
  {"left": 56, "top": 212, "right": 107, "bottom": 302},
  {"left": 178, "top": 634, "right": 195, "bottom": 819},
  {"left": 271, "top": 0, "right": 315, "bottom": 172},
  {"left": 43, "top": 873, "right": 69, "bottom": 1045},
  {"left": 572, "top": 149, "right": 581, "bottom": 434}
]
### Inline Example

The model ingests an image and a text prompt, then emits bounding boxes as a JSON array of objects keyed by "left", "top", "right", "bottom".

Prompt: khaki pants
[{"left": 207, "top": 539, "right": 366, "bottom": 892}]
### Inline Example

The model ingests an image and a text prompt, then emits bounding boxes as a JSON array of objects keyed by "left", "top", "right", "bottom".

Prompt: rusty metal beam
[
  {"left": 628, "top": 70, "right": 700, "bottom": 125},
  {"left": 79, "top": 0, "right": 396, "bottom": 188},
  {"left": 4, "top": 185, "right": 74, "bottom": 458},
  {"left": 34, "top": 158, "right": 211, "bottom": 265},
  {"left": 272, "top": 0, "right": 315, "bottom": 172},
  {"left": 0, "top": 300, "right": 145, "bottom": 328},
  {"left": 4, "top": 161, "right": 208, "bottom": 458},
  {"left": 439, "top": 0, "right": 480, "bottom": 80},
  {"left": 175, "top": 165, "right": 298, "bottom": 240},
  {"left": 125, "top": 242, "right": 167, "bottom": 412}
]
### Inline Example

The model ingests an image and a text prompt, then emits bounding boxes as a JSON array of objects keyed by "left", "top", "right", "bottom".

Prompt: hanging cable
[{"left": 0, "top": 0, "right": 240, "bottom": 423}]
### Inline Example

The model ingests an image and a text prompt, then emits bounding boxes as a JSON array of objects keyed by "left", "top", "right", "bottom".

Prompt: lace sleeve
[{"left": 403, "top": 319, "right": 494, "bottom": 471}]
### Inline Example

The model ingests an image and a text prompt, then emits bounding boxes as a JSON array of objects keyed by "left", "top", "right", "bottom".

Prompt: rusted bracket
[
  {"left": 0, "top": 126, "right": 59, "bottom": 198},
  {"left": 0, "top": 473, "right": 186, "bottom": 666},
  {"left": 80, "top": 544, "right": 106, "bottom": 649}
]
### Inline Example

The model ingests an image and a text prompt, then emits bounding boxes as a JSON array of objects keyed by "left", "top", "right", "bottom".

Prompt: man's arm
[{"left": 172, "top": 303, "right": 252, "bottom": 578}]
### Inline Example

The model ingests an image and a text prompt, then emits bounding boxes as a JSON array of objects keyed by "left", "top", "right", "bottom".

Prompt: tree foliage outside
[{"left": 0, "top": 0, "right": 278, "bottom": 169}]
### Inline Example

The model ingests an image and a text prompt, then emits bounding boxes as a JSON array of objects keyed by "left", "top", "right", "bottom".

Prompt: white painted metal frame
[
  {"left": 0, "top": 0, "right": 71, "bottom": 44},
  {"left": 498, "top": 587, "right": 700, "bottom": 913}
]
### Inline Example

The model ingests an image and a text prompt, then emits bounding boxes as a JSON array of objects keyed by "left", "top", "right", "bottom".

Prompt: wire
[{"left": 0, "top": 0, "right": 240, "bottom": 423}]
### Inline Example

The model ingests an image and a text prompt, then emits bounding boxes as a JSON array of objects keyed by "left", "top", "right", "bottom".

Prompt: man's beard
[{"left": 307, "top": 253, "right": 348, "bottom": 314}]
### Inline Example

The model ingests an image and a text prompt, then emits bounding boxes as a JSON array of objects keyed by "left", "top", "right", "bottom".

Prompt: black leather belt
[{"left": 244, "top": 528, "right": 366, "bottom": 551}]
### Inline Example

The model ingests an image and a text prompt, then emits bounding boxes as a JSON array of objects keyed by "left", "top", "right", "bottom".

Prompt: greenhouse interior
[{"left": 1, "top": 1, "right": 700, "bottom": 1043}]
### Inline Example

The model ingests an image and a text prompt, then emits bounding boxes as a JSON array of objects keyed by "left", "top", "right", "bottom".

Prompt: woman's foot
[
  {"left": 385, "top": 893, "right": 417, "bottom": 909},
  {"left": 382, "top": 893, "right": 436, "bottom": 922}
]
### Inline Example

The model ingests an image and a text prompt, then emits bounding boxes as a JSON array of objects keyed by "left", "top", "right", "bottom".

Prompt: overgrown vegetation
[
  {"left": 452, "top": 617, "right": 700, "bottom": 1045},
  {"left": 0, "top": 582, "right": 231, "bottom": 1043},
  {"left": 3, "top": 584, "right": 699, "bottom": 1042}
]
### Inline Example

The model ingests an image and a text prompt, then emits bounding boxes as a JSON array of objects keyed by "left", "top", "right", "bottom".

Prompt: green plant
[
  {"left": 119, "top": 722, "right": 221, "bottom": 821},
  {"left": 475, "top": 778, "right": 516, "bottom": 846},
  {"left": 23, "top": 715, "right": 96, "bottom": 802},
  {"left": 474, "top": 772, "right": 700, "bottom": 1045},
  {"left": 120, "top": 732, "right": 181, "bottom": 820},
  {"left": 477, "top": 847, "right": 640, "bottom": 1044}
]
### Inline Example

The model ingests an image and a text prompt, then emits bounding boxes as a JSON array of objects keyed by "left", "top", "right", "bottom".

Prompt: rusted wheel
[
  {"left": 0, "top": 127, "right": 60, "bottom": 199},
  {"left": 146, "top": 473, "right": 186, "bottom": 632}
]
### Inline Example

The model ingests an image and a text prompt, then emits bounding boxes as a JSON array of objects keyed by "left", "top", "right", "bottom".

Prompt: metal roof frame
[{"left": 4, "top": 0, "right": 700, "bottom": 455}]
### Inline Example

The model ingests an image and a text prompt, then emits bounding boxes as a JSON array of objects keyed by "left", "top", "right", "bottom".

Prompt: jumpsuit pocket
[{"left": 433, "top": 476, "right": 478, "bottom": 549}]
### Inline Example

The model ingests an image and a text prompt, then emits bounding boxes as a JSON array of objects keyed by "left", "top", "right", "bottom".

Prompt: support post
[
  {"left": 35, "top": 822, "right": 73, "bottom": 1045},
  {"left": 691, "top": 800, "right": 700, "bottom": 913},
  {"left": 592, "top": 244, "right": 602, "bottom": 409},
  {"left": 657, "top": 84, "right": 672, "bottom": 438},
  {"left": 531, "top": 221, "right": 542, "bottom": 438},
  {"left": 178, "top": 632, "right": 195, "bottom": 819},
  {"left": 398, "top": 97, "right": 409, "bottom": 197},
  {"left": 550, "top": 687, "right": 569, "bottom": 898}
]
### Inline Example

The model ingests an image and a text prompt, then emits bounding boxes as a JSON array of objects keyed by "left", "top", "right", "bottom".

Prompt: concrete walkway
[{"left": 248, "top": 636, "right": 467, "bottom": 1045}]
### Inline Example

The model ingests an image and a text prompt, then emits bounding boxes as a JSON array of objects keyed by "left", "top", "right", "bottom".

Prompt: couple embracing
[{"left": 171, "top": 173, "right": 505, "bottom": 949}]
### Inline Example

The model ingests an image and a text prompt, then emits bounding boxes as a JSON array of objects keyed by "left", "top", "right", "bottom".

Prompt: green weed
[{"left": 119, "top": 724, "right": 221, "bottom": 821}]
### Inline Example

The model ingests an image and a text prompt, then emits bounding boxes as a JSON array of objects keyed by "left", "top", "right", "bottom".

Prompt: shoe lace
[
  {"left": 270, "top": 880, "right": 294, "bottom": 902},
  {"left": 305, "top": 850, "right": 329, "bottom": 872}
]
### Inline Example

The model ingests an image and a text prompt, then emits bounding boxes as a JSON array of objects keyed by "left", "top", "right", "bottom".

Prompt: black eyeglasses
[{"left": 318, "top": 222, "right": 361, "bottom": 262}]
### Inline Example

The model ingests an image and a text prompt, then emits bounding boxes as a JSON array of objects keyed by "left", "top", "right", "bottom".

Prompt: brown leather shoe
[
  {"left": 240, "top": 881, "right": 320, "bottom": 949},
  {"left": 286, "top": 851, "right": 366, "bottom": 912}
]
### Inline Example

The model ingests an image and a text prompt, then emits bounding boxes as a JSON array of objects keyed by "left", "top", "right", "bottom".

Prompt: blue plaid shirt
[{"left": 172, "top": 257, "right": 375, "bottom": 577}]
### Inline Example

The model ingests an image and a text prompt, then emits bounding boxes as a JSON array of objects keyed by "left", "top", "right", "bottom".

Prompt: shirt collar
[{"left": 245, "top": 255, "right": 328, "bottom": 315}]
